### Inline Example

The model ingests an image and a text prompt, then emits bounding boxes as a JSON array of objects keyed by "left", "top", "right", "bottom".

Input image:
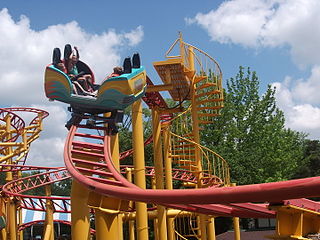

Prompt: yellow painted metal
[
  {"left": 268, "top": 204, "right": 320, "bottom": 240},
  {"left": 126, "top": 168, "right": 135, "bottom": 240},
  {"left": 163, "top": 126, "right": 175, "bottom": 240},
  {"left": 112, "top": 131, "right": 124, "bottom": 240},
  {"left": 233, "top": 217, "right": 241, "bottom": 240},
  {"left": 123, "top": 210, "right": 193, "bottom": 221},
  {"left": 0, "top": 199, "right": 6, "bottom": 240},
  {"left": 4, "top": 115, "right": 17, "bottom": 240},
  {"left": 159, "top": 107, "right": 184, "bottom": 115},
  {"left": 152, "top": 109, "right": 168, "bottom": 240},
  {"left": 18, "top": 207, "right": 23, "bottom": 240},
  {"left": 1, "top": 110, "right": 43, "bottom": 166},
  {"left": 71, "top": 180, "right": 90, "bottom": 240},
  {"left": 0, "top": 142, "right": 24, "bottom": 146},
  {"left": 43, "top": 184, "right": 54, "bottom": 240},
  {"left": 187, "top": 44, "right": 208, "bottom": 240},
  {"left": 96, "top": 210, "right": 120, "bottom": 240},
  {"left": 153, "top": 59, "right": 191, "bottom": 101},
  {"left": 0, "top": 179, "right": 7, "bottom": 238},
  {"left": 111, "top": 133, "right": 120, "bottom": 168},
  {"left": 231, "top": 183, "right": 241, "bottom": 240},
  {"left": 95, "top": 133, "right": 124, "bottom": 240},
  {"left": 199, "top": 214, "right": 207, "bottom": 240},
  {"left": 132, "top": 99, "right": 149, "bottom": 240},
  {"left": 207, "top": 217, "right": 216, "bottom": 240},
  {"left": 0, "top": 228, "right": 6, "bottom": 240},
  {"left": 4, "top": 115, "right": 13, "bottom": 180},
  {"left": 179, "top": 32, "right": 185, "bottom": 65},
  {"left": 151, "top": 178, "right": 159, "bottom": 240},
  {"left": 8, "top": 200, "right": 16, "bottom": 240},
  {"left": 43, "top": 225, "right": 53, "bottom": 240},
  {"left": 146, "top": 84, "right": 173, "bottom": 93},
  {"left": 195, "top": 90, "right": 221, "bottom": 99}
]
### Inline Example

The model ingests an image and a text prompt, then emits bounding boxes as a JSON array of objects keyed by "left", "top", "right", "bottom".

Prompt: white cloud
[
  {"left": 187, "top": 0, "right": 320, "bottom": 67},
  {"left": 124, "top": 25, "right": 144, "bottom": 46},
  {"left": 27, "top": 137, "right": 65, "bottom": 167},
  {"left": 272, "top": 66, "right": 320, "bottom": 139},
  {"left": 186, "top": 0, "right": 276, "bottom": 47},
  {"left": 0, "top": 8, "right": 144, "bottom": 166},
  {"left": 292, "top": 66, "right": 320, "bottom": 104}
]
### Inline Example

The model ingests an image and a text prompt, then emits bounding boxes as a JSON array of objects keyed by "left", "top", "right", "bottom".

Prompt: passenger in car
[
  {"left": 105, "top": 66, "right": 124, "bottom": 80},
  {"left": 65, "top": 46, "right": 96, "bottom": 96},
  {"left": 52, "top": 48, "right": 66, "bottom": 73}
]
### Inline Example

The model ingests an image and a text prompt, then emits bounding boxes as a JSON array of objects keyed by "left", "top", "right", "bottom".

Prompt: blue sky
[{"left": 1, "top": 0, "right": 320, "bottom": 166}]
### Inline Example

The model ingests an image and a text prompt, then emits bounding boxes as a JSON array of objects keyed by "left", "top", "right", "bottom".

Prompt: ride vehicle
[{"left": 44, "top": 47, "right": 146, "bottom": 132}]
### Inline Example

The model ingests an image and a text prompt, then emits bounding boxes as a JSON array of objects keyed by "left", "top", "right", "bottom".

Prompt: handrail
[
  {"left": 169, "top": 131, "right": 230, "bottom": 186},
  {"left": 165, "top": 37, "right": 223, "bottom": 82}
]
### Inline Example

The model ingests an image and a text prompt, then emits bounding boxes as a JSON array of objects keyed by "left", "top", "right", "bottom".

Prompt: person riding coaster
[{"left": 45, "top": 45, "right": 146, "bottom": 133}]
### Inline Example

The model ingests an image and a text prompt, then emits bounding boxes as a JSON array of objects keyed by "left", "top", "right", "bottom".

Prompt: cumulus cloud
[
  {"left": 187, "top": 0, "right": 320, "bottom": 67},
  {"left": 0, "top": 8, "right": 144, "bottom": 166},
  {"left": 27, "top": 137, "right": 66, "bottom": 167},
  {"left": 292, "top": 66, "right": 320, "bottom": 104},
  {"left": 186, "top": 0, "right": 275, "bottom": 47},
  {"left": 272, "top": 67, "right": 320, "bottom": 139}
]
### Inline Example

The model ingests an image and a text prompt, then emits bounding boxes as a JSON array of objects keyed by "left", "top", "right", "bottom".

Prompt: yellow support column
[
  {"left": 0, "top": 199, "right": 7, "bottom": 240},
  {"left": 17, "top": 205, "right": 23, "bottom": 240},
  {"left": 7, "top": 199, "right": 16, "bottom": 240},
  {"left": 207, "top": 217, "right": 216, "bottom": 240},
  {"left": 163, "top": 126, "right": 175, "bottom": 240},
  {"left": 233, "top": 217, "right": 241, "bottom": 240},
  {"left": 152, "top": 109, "right": 167, "bottom": 240},
  {"left": 0, "top": 229, "right": 6, "bottom": 240},
  {"left": 96, "top": 211, "right": 119, "bottom": 240},
  {"left": 231, "top": 184, "right": 241, "bottom": 240},
  {"left": 43, "top": 184, "right": 54, "bottom": 240},
  {"left": 5, "top": 115, "right": 17, "bottom": 240},
  {"left": 151, "top": 177, "right": 159, "bottom": 240},
  {"left": 126, "top": 168, "right": 135, "bottom": 240},
  {"left": 96, "top": 133, "right": 123, "bottom": 240},
  {"left": 111, "top": 133, "right": 123, "bottom": 240},
  {"left": 188, "top": 44, "right": 208, "bottom": 240},
  {"left": 71, "top": 180, "right": 90, "bottom": 240},
  {"left": 132, "top": 99, "right": 149, "bottom": 240}
]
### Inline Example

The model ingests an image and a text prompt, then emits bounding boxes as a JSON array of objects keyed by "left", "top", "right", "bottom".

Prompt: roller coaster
[{"left": 1, "top": 35, "right": 320, "bottom": 240}]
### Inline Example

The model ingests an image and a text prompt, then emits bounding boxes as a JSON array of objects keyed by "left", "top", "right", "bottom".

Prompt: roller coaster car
[{"left": 44, "top": 53, "right": 147, "bottom": 133}]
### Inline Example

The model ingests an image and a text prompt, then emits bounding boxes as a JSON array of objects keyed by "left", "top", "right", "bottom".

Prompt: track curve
[{"left": 65, "top": 124, "right": 320, "bottom": 207}]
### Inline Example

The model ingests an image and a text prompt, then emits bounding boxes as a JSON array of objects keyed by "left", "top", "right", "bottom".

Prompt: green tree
[
  {"left": 293, "top": 140, "right": 320, "bottom": 178},
  {"left": 203, "top": 66, "right": 306, "bottom": 185}
]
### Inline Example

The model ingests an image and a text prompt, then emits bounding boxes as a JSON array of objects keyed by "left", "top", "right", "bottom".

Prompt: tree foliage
[
  {"left": 202, "top": 66, "right": 306, "bottom": 185},
  {"left": 293, "top": 140, "right": 320, "bottom": 178}
]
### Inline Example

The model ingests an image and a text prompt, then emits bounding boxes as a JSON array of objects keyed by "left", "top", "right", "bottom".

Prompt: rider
[
  {"left": 105, "top": 66, "right": 124, "bottom": 80},
  {"left": 66, "top": 46, "right": 95, "bottom": 96}
]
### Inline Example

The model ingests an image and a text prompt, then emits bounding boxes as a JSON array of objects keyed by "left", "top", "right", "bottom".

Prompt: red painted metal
[
  {"left": 0, "top": 108, "right": 25, "bottom": 144},
  {"left": 2, "top": 168, "right": 71, "bottom": 212},
  {"left": 0, "top": 106, "right": 316, "bottom": 221},
  {"left": 4, "top": 107, "right": 49, "bottom": 125},
  {"left": 65, "top": 124, "right": 320, "bottom": 208},
  {"left": 270, "top": 198, "right": 320, "bottom": 212}
]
